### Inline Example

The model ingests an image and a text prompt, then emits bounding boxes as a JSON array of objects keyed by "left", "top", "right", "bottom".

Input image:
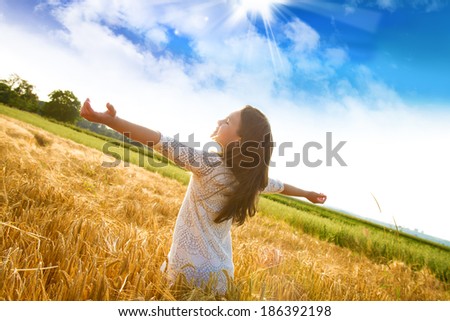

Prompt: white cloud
[
  {"left": 284, "top": 18, "right": 320, "bottom": 53},
  {"left": 37, "top": 0, "right": 348, "bottom": 100},
  {"left": 324, "top": 48, "right": 348, "bottom": 68},
  {"left": 376, "top": 0, "right": 397, "bottom": 10},
  {"left": 278, "top": 19, "right": 349, "bottom": 89},
  {"left": 145, "top": 26, "right": 169, "bottom": 49}
]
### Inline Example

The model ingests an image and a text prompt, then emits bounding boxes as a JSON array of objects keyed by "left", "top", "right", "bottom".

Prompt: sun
[
  {"left": 233, "top": 0, "right": 287, "bottom": 22},
  {"left": 240, "top": 0, "right": 275, "bottom": 20}
]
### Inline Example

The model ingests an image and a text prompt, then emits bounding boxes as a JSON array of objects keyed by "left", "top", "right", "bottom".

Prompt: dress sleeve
[
  {"left": 261, "top": 177, "right": 284, "bottom": 194},
  {"left": 152, "top": 133, "right": 221, "bottom": 176}
]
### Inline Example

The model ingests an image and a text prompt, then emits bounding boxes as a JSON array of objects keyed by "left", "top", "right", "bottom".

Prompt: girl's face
[{"left": 211, "top": 110, "right": 242, "bottom": 148}]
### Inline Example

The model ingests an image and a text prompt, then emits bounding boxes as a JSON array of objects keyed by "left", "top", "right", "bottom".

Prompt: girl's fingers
[
  {"left": 106, "top": 102, "right": 115, "bottom": 112},
  {"left": 106, "top": 102, "right": 116, "bottom": 117},
  {"left": 81, "top": 99, "right": 98, "bottom": 121},
  {"left": 81, "top": 102, "right": 89, "bottom": 115},
  {"left": 83, "top": 99, "right": 94, "bottom": 114},
  {"left": 316, "top": 194, "right": 326, "bottom": 203}
]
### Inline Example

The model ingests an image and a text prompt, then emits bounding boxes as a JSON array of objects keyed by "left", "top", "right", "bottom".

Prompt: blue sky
[
  {"left": 1, "top": 0, "right": 449, "bottom": 241},
  {"left": 2, "top": 0, "right": 449, "bottom": 103}
]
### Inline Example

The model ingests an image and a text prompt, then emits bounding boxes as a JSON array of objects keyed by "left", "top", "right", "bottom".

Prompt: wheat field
[{"left": 1, "top": 114, "right": 449, "bottom": 301}]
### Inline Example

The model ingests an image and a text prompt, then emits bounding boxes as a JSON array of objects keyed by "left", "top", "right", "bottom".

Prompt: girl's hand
[
  {"left": 80, "top": 98, "right": 117, "bottom": 125},
  {"left": 306, "top": 192, "right": 327, "bottom": 204}
]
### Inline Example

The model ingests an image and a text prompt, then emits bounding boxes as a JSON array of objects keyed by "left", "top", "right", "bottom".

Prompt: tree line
[{"left": 0, "top": 74, "right": 124, "bottom": 140}]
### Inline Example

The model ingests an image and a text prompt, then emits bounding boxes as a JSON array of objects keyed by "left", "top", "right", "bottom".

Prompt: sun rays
[
  {"left": 221, "top": 0, "right": 291, "bottom": 76},
  {"left": 231, "top": 0, "right": 289, "bottom": 22}
]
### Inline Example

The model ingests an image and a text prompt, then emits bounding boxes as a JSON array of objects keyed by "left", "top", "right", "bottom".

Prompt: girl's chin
[{"left": 210, "top": 136, "right": 223, "bottom": 147}]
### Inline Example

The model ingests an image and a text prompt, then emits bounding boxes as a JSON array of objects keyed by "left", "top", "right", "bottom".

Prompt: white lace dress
[{"left": 153, "top": 133, "right": 284, "bottom": 293}]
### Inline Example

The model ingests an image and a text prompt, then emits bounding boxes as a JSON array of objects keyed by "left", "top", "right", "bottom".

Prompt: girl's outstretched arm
[
  {"left": 80, "top": 99, "right": 160, "bottom": 147},
  {"left": 281, "top": 183, "right": 327, "bottom": 204}
]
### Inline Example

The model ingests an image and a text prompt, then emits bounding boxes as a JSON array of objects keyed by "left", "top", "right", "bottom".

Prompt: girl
[{"left": 80, "top": 99, "right": 326, "bottom": 294}]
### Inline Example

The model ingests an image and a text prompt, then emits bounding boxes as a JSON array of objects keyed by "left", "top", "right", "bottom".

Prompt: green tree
[
  {"left": 0, "top": 74, "right": 40, "bottom": 112},
  {"left": 42, "top": 90, "right": 81, "bottom": 123},
  {"left": 0, "top": 83, "right": 11, "bottom": 104}
]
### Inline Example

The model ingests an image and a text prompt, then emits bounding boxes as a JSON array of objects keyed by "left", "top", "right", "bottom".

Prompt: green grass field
[{"left": 1, "top": 103, "right": 449, "bottom": 284}]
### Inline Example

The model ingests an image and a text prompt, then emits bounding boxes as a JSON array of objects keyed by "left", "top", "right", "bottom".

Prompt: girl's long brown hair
[{"left": 215, "top": 105, "right": 273, "bottom": 226}]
